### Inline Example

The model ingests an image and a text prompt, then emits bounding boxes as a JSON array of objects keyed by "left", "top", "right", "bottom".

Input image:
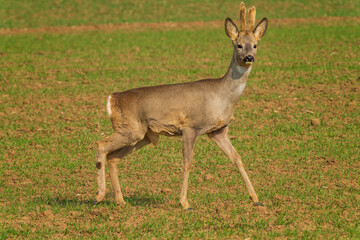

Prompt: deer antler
[
  {"left": 247, "top": 6, "right": 256, "bottom": 31},
  {"left": 239, "top": 2, "right": 256, "bottom": 32},
  {"left": 239, "top": 2, "right": 246, "bottom": 31}
]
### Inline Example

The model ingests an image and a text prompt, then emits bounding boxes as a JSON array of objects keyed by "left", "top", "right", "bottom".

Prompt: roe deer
[{"left": 95, "top": 2, "right": 268, "bottom": 209}]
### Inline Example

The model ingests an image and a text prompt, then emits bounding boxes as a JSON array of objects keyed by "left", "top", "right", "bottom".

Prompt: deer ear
[
  {"left": 225, "top": 18, "right": 239, "bottom": 41},
  {"left": 253, "top": 18, "right": 268, "bottom": 40}
]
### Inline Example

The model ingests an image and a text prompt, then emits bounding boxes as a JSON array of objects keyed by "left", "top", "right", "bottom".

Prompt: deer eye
[
  {"left": 237, "top": 44, "right": 243, "bottom": 49},
  {"left": 254, "top": 44, "right": 257, "bottom": 48}
]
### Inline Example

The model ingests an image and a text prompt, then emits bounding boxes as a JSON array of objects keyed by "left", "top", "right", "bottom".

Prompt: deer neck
[{"left": 221, "top": 57, "right": 252, "bottom": 102}]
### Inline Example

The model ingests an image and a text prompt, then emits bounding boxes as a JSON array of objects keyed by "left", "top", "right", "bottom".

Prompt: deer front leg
[
  {"left": 179, "top": 129, "right": 198, "bottom": 209},
  {"left": 208, "top": 127, "right": 263, "bottom": 206}
]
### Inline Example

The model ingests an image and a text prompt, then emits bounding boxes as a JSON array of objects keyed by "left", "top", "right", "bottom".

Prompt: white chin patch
[
  {"left": 245, "top": 62, "right": 253, "bottom": 65},
  {"left": 236, "top": 65, "right": 252, "bottom": 76}
]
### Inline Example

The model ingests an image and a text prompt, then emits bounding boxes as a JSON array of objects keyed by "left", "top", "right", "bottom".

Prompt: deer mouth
[{"left": 243, "top": 55, "right": 255, "bottom": 65}]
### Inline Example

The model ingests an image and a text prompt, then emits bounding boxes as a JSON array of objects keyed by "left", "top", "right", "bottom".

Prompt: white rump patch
[{"left": 106, "top": 95, "right": 112, "bottom": 118}]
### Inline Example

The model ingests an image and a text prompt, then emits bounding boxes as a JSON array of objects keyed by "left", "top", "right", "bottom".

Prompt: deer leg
[
  {"left": 208, "top": 127, "right": 262, "bottom": 206},
  {"left": 107, "top": 135, "right": 153, "bottom": 205},
  {"left": 95, "top": 131, "right": 144, "bottom": 203},
  {"left": 179, "top": 129, "right": 198, "bottom": 209}
]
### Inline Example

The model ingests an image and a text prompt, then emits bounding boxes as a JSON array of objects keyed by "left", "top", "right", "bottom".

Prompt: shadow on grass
[
  {"left": 35, "top": 193, "right": 165, "bottom": 207},
  {"left": 35, "top": 196, "right": 102, "bottom": 207},
  {"left": 124, "top": 193, "right": 165, "bottom": 207}
]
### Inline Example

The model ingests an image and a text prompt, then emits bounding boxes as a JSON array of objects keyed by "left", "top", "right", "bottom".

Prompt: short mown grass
[{"left": 1, "top": 1, "right": 360, "bottom": 239}]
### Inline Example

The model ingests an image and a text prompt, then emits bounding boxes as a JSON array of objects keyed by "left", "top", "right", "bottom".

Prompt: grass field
[{"left": 1, "top": 1, "right": 360, "bottom": 239}]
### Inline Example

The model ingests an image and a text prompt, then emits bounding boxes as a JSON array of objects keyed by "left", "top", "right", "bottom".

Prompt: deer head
[{"left": 225, "top": 2, "right": 268, "bottom": 67}]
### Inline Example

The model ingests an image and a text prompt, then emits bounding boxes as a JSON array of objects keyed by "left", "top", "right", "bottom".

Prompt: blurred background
[{"left": 1, "top": 0, "right": 360, "bottom": 28}]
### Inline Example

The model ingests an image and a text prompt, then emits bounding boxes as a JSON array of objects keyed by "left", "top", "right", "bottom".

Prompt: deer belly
[
  {"left": 148, "top": 119, "right": 182, "bottom": 136},
  {"left": 200, "top": 118, "right": 232, "bottom": 135}
]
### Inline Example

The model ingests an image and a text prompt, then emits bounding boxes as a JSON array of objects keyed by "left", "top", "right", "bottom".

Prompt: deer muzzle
[{"left": 244, "top": 55, "right": 255, "bottom": 65}]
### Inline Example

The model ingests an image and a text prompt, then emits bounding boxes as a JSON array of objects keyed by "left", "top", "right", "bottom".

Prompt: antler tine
[
  {"left": 247, "top": 6, "right": 256, "bottom": 31},
  {"left": 239, "top": 2, "right": 246, "bottom": 31}
]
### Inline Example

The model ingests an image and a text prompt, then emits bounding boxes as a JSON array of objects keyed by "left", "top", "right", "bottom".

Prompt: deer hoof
[
  {"left": 254, "top": 202, "right": 264, "bottom": 206},
  {"left": 179, "top": 203, "right": 195, "bottom": 210},
  {"left": 116, "top": 200, "right": 126, "bottom": 206},
  {"left": 93, "top": 199, "right": 102, "bottom": 205}
]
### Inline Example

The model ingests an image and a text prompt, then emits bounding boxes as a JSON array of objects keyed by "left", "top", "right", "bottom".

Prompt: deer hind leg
[
  {"left": 107, "top": 132, "right": 158, "bottom": 205},
  {"left": 208, "top": 126, "right": 262, "bottom": 206},
  {"left": 179, "top": 129, "right": 198, "bottom": 209},
  {"left": 95, "top": 129, "right": 146, "bottom": 203}
]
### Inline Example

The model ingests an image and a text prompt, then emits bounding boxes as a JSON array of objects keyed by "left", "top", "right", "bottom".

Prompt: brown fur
[{"left": 95, "top": 3, "right": 269, "bottom": 209}]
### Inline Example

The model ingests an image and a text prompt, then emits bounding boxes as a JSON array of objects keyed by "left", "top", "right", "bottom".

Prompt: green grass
[
  {"left": 1, "top": 0, "right": 360, "bottom": 28},
  {"left": 1, "top": 1, "right": 360, "bottom": 239}
]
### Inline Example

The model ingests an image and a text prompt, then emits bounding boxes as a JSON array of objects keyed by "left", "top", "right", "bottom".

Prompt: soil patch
[{"left": 0, "top": 16, "right": 359, "bottom": 35}]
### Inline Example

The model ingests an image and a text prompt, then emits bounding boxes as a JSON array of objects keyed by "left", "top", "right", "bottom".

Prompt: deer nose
[{"left": 244, "top": 55, "right": 254, "bottom": 63}]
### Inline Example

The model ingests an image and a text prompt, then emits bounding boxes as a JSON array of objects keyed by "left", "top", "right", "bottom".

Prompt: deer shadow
[{"left": 36, "top": 192, "right": 165, "bottom": 207}]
